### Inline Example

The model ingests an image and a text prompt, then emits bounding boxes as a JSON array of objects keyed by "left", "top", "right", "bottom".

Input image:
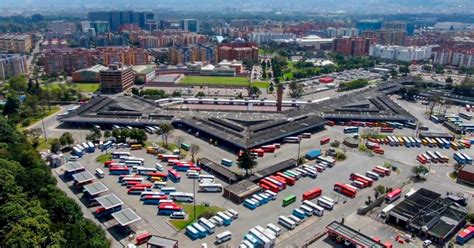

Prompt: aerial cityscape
[{"left": 1, "top": 0, "right": 474, "bottom": 247}]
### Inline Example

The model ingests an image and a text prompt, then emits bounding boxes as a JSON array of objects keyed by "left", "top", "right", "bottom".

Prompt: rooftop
[
  {"left": 326, "top": 221, "right": 385, "bottom": 248},
  {"left": 72, "top": 170, "right": 95, "bottom": 184},
  {"left": 63, "top": 161, "right": 85, "bottom": 173},
  {"left": 111, "top": 208, "right": 141, "bottom": 226},
  {"left": 83, "top": 181, "right": 109, "bottom": 196},
  {"left": 96, "top": 193, "right": 123, "bottom": 210}
]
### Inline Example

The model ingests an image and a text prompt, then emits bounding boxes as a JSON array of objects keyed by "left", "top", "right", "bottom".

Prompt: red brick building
[
  {"left": 42, "top": 48, "right": 94, "bottom": 75},
  {"left": 217, "top": 43, "right": 258, "bottom": 62},
  {"left": 333, "top": 37, "right": 375, "bottom": 56},
  {"left": 457, "top": 166, "right": 474, "bottom": 186}
]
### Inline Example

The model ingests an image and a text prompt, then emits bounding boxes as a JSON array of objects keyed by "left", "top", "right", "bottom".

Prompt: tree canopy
[
  {"left": 0, "top": 116, "right": 109, "bottom": 247},
  {"left": 237, "top": 149, "right": 258, "bottom": 176}
]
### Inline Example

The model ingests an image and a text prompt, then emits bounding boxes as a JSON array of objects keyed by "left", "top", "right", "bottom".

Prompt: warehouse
[
  {"left": 457, "top": 165, "right": 474, "bottom": 186},
  {"left": 223, "top": 180, "right": 262, "bottom": 204},
  {"left": 386, "top": 188, "right": 467, "bottom": 243}
]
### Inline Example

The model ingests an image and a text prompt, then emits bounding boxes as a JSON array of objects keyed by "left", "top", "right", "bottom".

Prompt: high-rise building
[
  {"left": 0, "top": 34, "right": 33, "bottom": 53},
  {"left": 42, "top": 48, "right": 93, "bottom": 75},
  {"left": 326, "top": 28, "right": 359, "bottom": 38},
  {"left": 356, "top": 20, "right": 383, "bottom": 33},
  {"left": 333, "top": 37, "right": 375, "bottom": 56},
  {"left": 169, "top": 44, "right": 216, "bottom": 65},
  {"left": 433, "top": 48, "right": 474, "bottom": 68},
  {"left": 181, "top": 19, "right": 199, "bottom": 32},
  {"left": 217, "top": 43, "right": 258, "bottom": 62},
  {"left": 0, "top": 54, "right": 27, "bottom": 80},
  {"left": 88, "top": 11, "right": 154, "bottom": 31},
  {"left": 369, "top": 44, "right": 432, "bottom": 62},
  {"left": 100, "top": 63, "right": 134, "bottom": 94},
  {"left": 382, "top": 21, "right": 415, "bottom": 36},
  {"left": 363, "top": 30, "right": 406, "bottom": 45},
  {"left": 48, "top": 21, "right": 77, "bottom": 34},
  {"left": 249, "top": 32, "right": 296, "bottom": 44}
]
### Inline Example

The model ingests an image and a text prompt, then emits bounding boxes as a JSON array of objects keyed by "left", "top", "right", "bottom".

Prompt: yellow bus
[
  {"left": 451, "top": 142, "right": 459, "bottom": 150},
  {"left": 131, "top": 144, "right": 143, "bottom": 150},
  {"left": 422, "top": 138, "right": 429, "bottom": 146},
  {"left": 397, "top": 137, "right": 404, "bottom": 145}
]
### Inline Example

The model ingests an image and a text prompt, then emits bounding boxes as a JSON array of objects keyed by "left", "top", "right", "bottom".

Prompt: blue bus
[
  {"left": 454, "top": 153, "right": 467, "bottom": 164},
  {"left": 221, "top": 158, "right": 233, "bottom": 167},
  {"left": 244, "top": 199, "right": 258, "bottom": 210},
  {"left": 292, "top": 208, "right": 306, "bottom": 219},
  {"left": 430, "top": 115, "right": 440, "bottom": 123},
  {"left": 244, "top": 233, "right": 260, "bottom": 246},
  {"left": 100, "top": 141, "right": 113, "bottom": 151},
  {"left": 191, "top": 223, "right": 207, "bottom": 238},
  {"left": 387, "top": 122, "right": 403, "bottom": 129},
  {"left": 185, "top": 226, "right": 200, "bottom": 240},
  {"left": 404, "top": 122, "right": 416, "bottom": 129},
  {"left": 343, "top": 127, "right": 359, "bottom": 134},
  {"left": 252, "top": 195, "right": 265, "bottom": 205},
  {"left": 216, "top": 212, "right": 232, "bottom": 226},
  {"left": 72, "top": 147, "right": 84, "bottom": 157},
  {"left": 462, "top": 153, "right": 473, "bottom": 165},
  {"left": 258, "top": 193, "right": 270, "bottom": 204}
]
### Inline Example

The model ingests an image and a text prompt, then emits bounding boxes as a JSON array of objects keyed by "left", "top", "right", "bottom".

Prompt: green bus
[
  {"left": 181, "top": 143, "right": 190, "bottom": 151},
  {"left": 282, "top": 195, "right": 297, "bottom": 207}
]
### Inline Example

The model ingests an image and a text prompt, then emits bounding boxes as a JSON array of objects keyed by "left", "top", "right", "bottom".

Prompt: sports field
[{"left": 179, "top": 76, "right": 269, "bottom": 88}]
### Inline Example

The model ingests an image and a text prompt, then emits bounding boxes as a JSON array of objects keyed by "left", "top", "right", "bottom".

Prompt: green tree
[
  {"left": 50, "top": 138, "right": 61, "bottom": 153},
  {"left": 130, "top": 128, "right": 147, "bottom": 144},
  {"left": 59, "top": 132, "right": 74, "bottom": 148},
  {"left": 373, "top": 185, "right": 386, "bottom": 199},
  {"left": 445, "top": 76, "right": 453, "bottom": 84},
  {"left": 159, "top": 123, "right": 174, "bottom": 148},
  {"left": 2, "top": 94, "right": 20, "bottom": 116},
  {"left": 237, "top": 149, "right": 258, "bottom": 176},
  {"left": 399, "top": 65, "right": 409, "bottom": 75},
  {"left": 103, "top": 130, "right": 111, "bottom": 140},
  {"left": 288, "top": 81, "right": 304, "bottom": 98},
  {"left": 248, "top": 86, "right": 261, "bottom": 97},
  {"left": 390, "top": 69, "right": 398, "bottom": 79},
  {"left": 195, "top": 92, "right": 206, "bottom": 97},
  {"left": 435, "top": 64, "right": 444, "bottom": 74}
]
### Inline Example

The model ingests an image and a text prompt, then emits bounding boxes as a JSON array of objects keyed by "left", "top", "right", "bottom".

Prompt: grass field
[
  {"left": 72, "top": 83, "right": 100, "bottom": 93},
  {"left": 169, "top": 204, "right": 225, "bottom": 230},
  {"left": 179, "top": 76, "right": 250, "bottom": 87},
  {"left": 96, "top": 154, "right": 112, "bottom": 163}
]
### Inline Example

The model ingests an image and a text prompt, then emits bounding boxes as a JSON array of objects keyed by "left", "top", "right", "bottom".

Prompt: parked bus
[
  {"left": 160, "top": 187, "right": 177, "bottom": 194},
  {"left": 249, "top": 228, "right": 272, "bottom": 247},
  {"left": 317, "top": 198, "right": 334, "bottom": 210},
  {"left": 320, "top": 137, "right": 330, "bottom": 145},
  {"left": 158, "top": 154, "right": 179, "bottom": 162},
  {"left": 426, "top": 151, "right": 438, "bottom": 163},
  {"left": 414, "top": 138, "right": 422, "bottom": 147},
  {"left": 136, "top": 166, "right": 156, "bottom": 175},
  {"left": 430, "top": 115, "right": 440, "bottom": 123},
  {"left": 302, "top": 200, "right": 324, "bottom": 216},
  {"left": 255, "top": 225, "right": 276, "bottom": 244},
  {"left": 153, "top": 181, "right": 167, "bottom": 189},
  {"left": 198, "top": 218, "right": 215, "bottom": 234},
  {"left": 266, "top": 223, "right": 282, "bottom": 237},
  {"left": 333, "top": 183, "right": 357, "bottom": 198},
  {"left": 403, "top": 137, "right": 412, "bottom": 147},
  {"left": 283, "top": 136, "right": 301, "bottom": 143},
  {"left": 185, "top": 225, "right": 200, "bottom": 240},
  {"left": 259, "top": 179, "right": 280, "bottom": 193},
  {"left": 215, "top": 230, "right": 232, "bottom": 244},
  {"left": 282, "top": 195, "right": 297, "bottom": 207},
  {"left": 217, "top": 212, "right": 232, "bottom": 226},
  {"left": 191, "top": 223, "right": 207, "bottom": 238},
  {"left": 278, "top": 216, "right": 296, "bottom": 230},
  {"left": 292, "top": 209, "right": 306, "bottom": 220},
  {"left": 221, "top": 158, "right": 233, "bottom": 167},
  {"left": 128, "top": 186, "right": 151, "bottom": 194},
  {"left": 275, "top": 172, "right": 296, "bottom": 186},
  {"left": 266, "top": 177, "right": 286, "bottom": 190},
  {"left": 143, "top": 195, "right": 168, "bottom": 205},
  {"left": 351, "top": 180, "right": 365, "bottom": 189},
  {"left": 349, "top": 173, "right": 374, "bottom": 186},
  {"left": 87, "top": 142, "right": 95, "bottom": 152},
  {"left": 459, "top": 112, "right": 472, "bottom": 120},
  {"left": 299, "top": 205, "right": 314, "bottom": 217},
  {"left": 168, "top": 169, "right": 181, "bottom": 183},
  {"left": 343, "top": 127, "right": 359, "bottom": 134},
  {"left": 417, "top": 154, "right": 428, "bottom": 164},
  {"left": 365, "top": 171, "right": 379, "bottom": 180},
  {"left": 451, "top": 142, "right": 460, "bottom": 150},
  {"left": 121, "top": 176, "right": 144, "bottom": 185},
  {"left": 380, "top": 204, "right": 395, "bottom": 218},
  {"left": 131, "top": 144, "right": 143, "bottom": 150},
  {"left": 198, "top": 183, "right": 223, "bottom": 192},
  {"left": 244, "top": 199, "right": 258, "bottom": 210},
  {"left": 462, "top": 153, "right": 473, "bottom": 164},
  {"left": 374, "top": 166, "right": 391, "bottom": 176},
  {"left": 72, "top": 147, "right": 84, "bottom": 157},
  {"left": 169, "top": 192, "right": 194, "bottom": 203},
  {"left": 109, "top": 166, "right": 131, "bottom": 175},
  {"left": 111, "top": 151, "right": 130, "bottom": 159},
  {"left": 381, "top": 127, "right": 394, "bottom": 133},
  {"left": 264, "top": 190, "right": 277, "bottom": 200},
  {"left": 158, "top": 203, "right": 182, "bottom": 216},
  {"left": 302, "top": 187, "right": 322, "bottom": 201},
  {"left": 317, "top": 156, "right": 336, "bottom": 167},
  {"left": 385, "top": 188, "right": 402, "bottom": 203}
]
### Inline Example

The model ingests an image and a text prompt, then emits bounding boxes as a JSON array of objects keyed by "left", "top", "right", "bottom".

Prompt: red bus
[
  {"left": 372, "top": 167, "right": 386, "bottom": 177},
  {"left": 259, "top": 179, "right": 280, "bottom": 193},
  {"left": 333, "top": 183, "right": 357, "bottom": 198},
  {"left": 125, "top": 181, "right": 142, "bottom": 187},
  {"left": 349, "top": 173, "right": 374, "bottom": 186},
  {"left": 375, "top": 166, "right": 391, "bottom": 176},
  {"left": 265, "top": 177, "right": 286, "bottom": 190},
  {"left": 128, "top": 186, "right": 150, "bottom": 194},
  {"left": 104, "top": 160, "right": 118, "bottom": 167},
  {"left": 373, "top": 148, "right": 384, "bottom": 155},
  {"left": 158, "top": 154, "right": 179, "bottom": 162},
  {"left": 261, "top": 145, "right": 276, "bottom": 153},
  {"left": 275, "top": 172, "right": 296, "bottom": 186},
  {"left": 270, "top": 175, "right": 287, "bottom": 186},
  {"left": 320, "top": 137, "right": 330, "bottom": 145},
  {"left": 326, "top": 120, "right": 335, "bottom": 126},
  {"left": 381, "top": 127, "right": 394, "bottom": 133},
  {"left": 302, "top": 187, "right": 322, "bottom": 201},
  {"left": 250, "top": 149, "right": 265, "bottom": 157},
  {"left": 135, "top": 232, "right": 152, "bottom": 245},
  {"left": 417, "top": 154, "right": 428, "bottom": 164},
  {"left": 133, "top": 183, "right": 153, "bottom": 188},
  {"left": 385, "top": 188, "right": 402, "bottom": 203},
  {"left": 273, "top": 175, "right": 291, "bottom": 185}
]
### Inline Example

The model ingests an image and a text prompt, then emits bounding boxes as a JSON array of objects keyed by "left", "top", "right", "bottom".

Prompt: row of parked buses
[
  {"left": 454, "top": 152, "right": 473, "bottom": 165},
  {"left": 371, "top": 135, "right": 472, "bottom": 150},
  {"left": 328, "top": 120, "right": 417, "bottom": 129},
  {"left": 71, "top": 141, "right": 96, "bottom": 157},
  {"left": 186, "top": 210, "right": 239, "bottom": 241},
  {"left": 417, "top": 151, "right": 450, "bottom": 164},
  {"left": 333, "top": 166, "right": 391, "bottom": 197}
]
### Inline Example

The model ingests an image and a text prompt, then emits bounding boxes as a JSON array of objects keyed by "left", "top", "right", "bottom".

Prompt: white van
[
  {"left": 288, "top": 215, "right": 302, "bottom": 225},
  {"left": 215, "top": 231, "right": 232, "bottom": 244},
  {"left": 95, "top": 168, "right": 105, "bottom": 178},
  {"left": 155, "top": 163, "right": 164, "bottom": 171},
  {"left": 211, "top": 216, "right": 224, "bottom": 226},
  {"left": 227, "top": 209, "right": 239, "bottom": 219},
  {"left": 170, "top": 211, "right": 186, "bottom": 219}
]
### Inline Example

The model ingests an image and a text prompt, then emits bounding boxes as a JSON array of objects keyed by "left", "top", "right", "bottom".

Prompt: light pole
[
  {"left": 193, "top": 177, "right": 196, "bottom": 221},
  {"left": 297, "top": 140, "right": 301, "bottom": 164}
]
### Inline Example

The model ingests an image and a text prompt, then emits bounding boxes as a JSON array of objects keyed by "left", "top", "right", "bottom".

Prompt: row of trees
[
  {"left": 0, "top": 116, "right": 109, "bottom": 246},
  {"left": 338, "top": 79, "right": 369, "bottom": 91}
]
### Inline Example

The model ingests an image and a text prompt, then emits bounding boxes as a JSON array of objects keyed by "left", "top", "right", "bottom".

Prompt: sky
[{"left": 1, "top": 0, "right": 473, "bottom": 14}]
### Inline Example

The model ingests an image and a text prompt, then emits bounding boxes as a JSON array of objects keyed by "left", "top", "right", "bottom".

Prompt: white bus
[
  {"left": 320, "top": 196, "right": 335, "bottom": 205},
  {"left": 198, "top": 183, "right": 223, "bottom": 192},
  {"left": 198, "top": 175, "right": 215, "bottom": 182},
  {"left": 426, "top": 151, "right": 437, "bottom": 162},
  {"left": 278, "top": 216, "right": 295, "bottom": 230},
  {"left": 300, "top": 205, "right": 314, "bottom": 216},
  {"left": 288, "top": 215, "right": 302, "bottom": 225},
  {"left": 215, "top": 231, "right": 232, "bottom": 244},
  {"left": 264, "top": 190, "right": 277, "bottom": 200},
  {"left": 266, "top": 223, "right": 282, "bottom": 237},
  {"left": 283, "top": 136, "right": 301, "bottom": 143},
  {"left": 317, "top": 198, "right": 334, "bottom": 210},
  {"left": 365, "top": 171, "right": 379, "bottom": 180},
  {"left": 153, "top": 181, "right": 167, "bottom": 188},
  {"left": 303, "top": 167, "right": 317, "bottom": 178},
  {"left": 255, "top": 225, "right": 276, "bottom": 244},
  {"left": 145, "top": 126, "right": 156, "bottom": 134},
  {"left": 169, "top": 192, "right": 194, "bottom": 202},
  {"left": 136, "top": 166, "right": 157, "bottom": 175},
  {"left": 249, "top": 228, "right": 272, "bottom": 247},
  {"left": 140, "top": 191, "right": 163, "bottom": 199},
  {"left": 122, "top": 157, "right": 145, "bottom": 164},
  {"left": 302, "top": 200, "right": 324, "bottom": 216},
  {"left": 351, "top": 180, "right": 365, "bottom": 189},
  {"left": 380, "top": 204, "right": 395, "bottom": 218},
  {"left": 198, "top": 218, "right": 216, "bottom": 234}
]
